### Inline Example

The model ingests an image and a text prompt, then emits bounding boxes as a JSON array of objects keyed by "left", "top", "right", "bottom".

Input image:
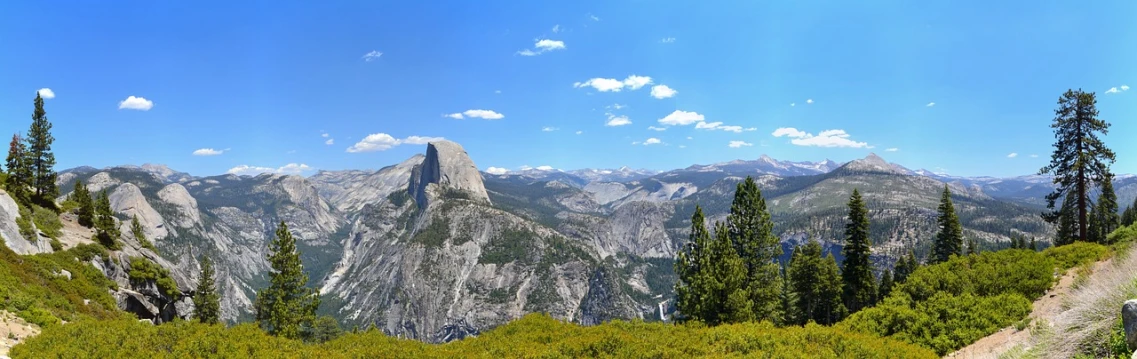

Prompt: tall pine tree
[
  {"left": 1121, "top": 198, "right": 1137, "bottom": 227},
  {"left": 193, "top": 255, "right": 221, "bottom": 324},
  {"left": 893, "top": 250, "right": 918, "bottom": 284},
  {"left": 25, "top": 93, "right": 58, "bottom": 207},
  {"left": 5, "top": 134, "right": 31, "bottom": 204},
  {"left": 787, "top": 237, "right": 846, "bottom": 325},
  {"left": 72, "top": 180, "right": 94, "bottom": 227},
  {"left": 726, "top": 176, "right": 782, "bottom": 323},
  {"left": 255, "top": 221, "right": 321, "bottom": 339},
  {"left": 841, "top": 189, "right": 877, "bottom": 314},
  {"left": 1094, "top": 173, "right": 1120, "bottom": 242},
  {"left": 675, "top": 206, "right": 712, "bottom": 323},
  {"left": 710, "top": 221, "right": 753, "bottom": 324},
  {"left": 94, "top": 190, "right": 121, "bottom": 250},
  {"left": 1039, "top": 89, "right": 1115, "bottom": 244},
  {"left": 931, "top": 185, "right": 964, "bottom": 263}
]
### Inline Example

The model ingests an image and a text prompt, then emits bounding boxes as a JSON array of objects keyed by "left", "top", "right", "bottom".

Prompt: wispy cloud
[
  {"left": 926, "top": 102, "right": 936, "bottom": 107},
  {"left": 728, "top": 141, "right": 753, "bottom": 148},
  {"left": 660, "top": 37, "right": 676, "bottom": 43},
  {"left": 806, "top": 99, "right": 814, "bottom": 104},
  {"left": 118, "top": 96, "right": 154, "bottom": 111},
  {"left": 575, "top": 130, "right": 583, "bottom": 135},
  {"left": 605, "top": 114, "right": 632, "bottom": 126},
  {"left": 37, "top": 88, "right": 55, "bottom": 99},
  {"left": 650, "top": 85, "right": 677, "bottom": 99},
  {"left": 885, "top": 148, "right": 899, "bottom": 152},
  {"left": 445, "top": 109, "right": 504, "bottom": 120},
  {"left": 771, "top": 127, "right": 869, "bottom": 148},
  {"left": 658, "top": 110, "right": 704, "bottom": 126},
  {"left": 1007, "top": 152, "right": 1018, "bottom": 158},
  {"left": 486, "top": 167, "right": 510, "bottom": 175},
  {"left": 589, "top": 13, "right": 600, "bottom": 21},
  {"left": 552, "top": 24, "right": 562, "bottom": 33},
  {"left": 647, "top": 126, "right": 667, "bottom": 131},
  {"left": 1106, "top": 85, "right": 1130, "bottom": 94},
  {"left": 536, "top": 165, "right": 555, "bottom": 171},
  {"left": 542, "top": 127, "right": 559, "bottom": 132},
  {"left": 346, "top": 133, "right": 444, "bottom": 153},
  {"left": 790, "top": 103, "right": 796, "bottom": 107},
  {"left": 518, "top": 39, "right": 565, "bottom": 56},
  {"left": 642, "top": 138, "right": 662, "bottom": 146},
  {"left": 227, "top": 163, "right": 312, "bottom": 176},
  {"left": 1030, "top": 154, "right": 1039, "bottom": 158},
  {"left": 192, "top": 148, "right": 224, "bottom": 156},
  {"left": 325, "top": 138, "right": 334, "bottom": 145},
  {"left": 362, "top": 50, "right": 383, "bottom": 62},
  {"left": 574, "top": 75, "right": 653, "bottom": 92}
]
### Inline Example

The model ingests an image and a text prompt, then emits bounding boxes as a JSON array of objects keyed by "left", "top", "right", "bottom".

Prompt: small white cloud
[
  {"left": 589, "top": 14, "right": 600, "bottom": 21},
  {"left": 37, "top": 88, "right": 55, "bottom": 99},
  {"left": 1106, "top": 85, "right": 1130, "bottom": 94},
  {"left": 643, "top": 138, "right": 662, "bottom": 145},
  {"left": 325, "top": 138, "right": 335, "bottom": 145},
  {"left": 552, "top": 24, "right": 562, "bottom": 33},
  {"left": 446, "top": 109, "right": 504, "bottom": 120},
  {"left": 744, "top": 127, "right": 757, "bottom": 131},
  {"left": 728, "top": 141, "right": 753, "bottom": 148},
  {"left": 686, "top": 136, "right": 693, "bottom": 140},
  {"left": 647, "top": 126, "right": 667, "bottom": 131},
  {"left": 605, "top": 114, "right": 632, "bottom": 126},
  {"left": 660, "top": 37, "right": 676, "bottom": 43},
  {"left": 321, "top": 133, "right": 330, "bottom": 138},
  {"left": 790, "top": 103, "right": 796, "bottom": 107},
  {"left": 806, "top": 99, "right": 814, "bottom": 104},
  {"left": 494, "top": 90, "right": 502, "bottom": 94},
  {"left": 542, "top": 127, "right": 559, "bottom": 132},
  {"left": 227, "top": 163, "right": 312, "bottom": 176},
  {"left": 536, "top": 165, "right": 555, "bottom": 171},
  {"left": 518, "top": 49, "right": 539, "bottom": 56},
  {"left": 362, "top": 50, "right": 383, "bottom": 62},
  {"left": 658, "top": 110, "right": 704, "bottom": 126},
  {"left": 771, "top": 127, "right": 869, "bottom": 148},
  {"left": 519, "top": 165, "right": 533, "bottom": 171},
  {"left": 650, "top": 85, "right": 677, "bottom": 99},
  {"left": 574, "top": 75, "right": 653, "bottom": 92},
  {"left": 519, "top": 39, "right": 565, "bottom": 56},
  {"left": 402, "top": 136, "right": 445, "bottom": 145},
  {"left": 118, "top": 96, "right": 154, "bottom": 111},
  {"left": 192, "top": 148, "right": 224, "bottom": 156},
  {"left": 926, "top": 102, "right": 936, "bottom": 107},
  {"left": 609, "top": 103, "right": 626, "bottom": 110},
  {"left": 1007, "top": 152, "right": 1018, "bottom": 158},
  {"left": 1030, "top": 154, "right": 1039, "bottom": 158},
  {"left": 624, "top": 75, "right": 652, "bottom": 90},
  {"left": 695, "top": 121, "right": 722, "bottom": 130},
  {"left": 1123, "top": 85, "right": 1131, "bottom": 91},
  {"left": 678, "top": 145, "right": 687, "bottom": 148},
  {"left": 575, "top": 130, "right": 583, "bottom": 135},
  {"left": 885, "top": 148, "right": 899, "bottom": 152},
  {"left": 347, "top": 133, "right": 402, "bottom": 153},
  {"left": 486, "top": 167, "right": 510, "bottom": 175}
]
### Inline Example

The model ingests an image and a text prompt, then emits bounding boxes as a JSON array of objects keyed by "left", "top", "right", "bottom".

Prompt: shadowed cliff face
[{"left": 409, "top": 141, "right": 491, "bottom": 209}]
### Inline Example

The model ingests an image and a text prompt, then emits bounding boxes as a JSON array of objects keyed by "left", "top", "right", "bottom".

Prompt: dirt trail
[
  {"left": 0, "top": 310, "right": 41, "bottom": 357},
  {"left": 948, "top": 259, "right": 1113, "bottom": 358}
]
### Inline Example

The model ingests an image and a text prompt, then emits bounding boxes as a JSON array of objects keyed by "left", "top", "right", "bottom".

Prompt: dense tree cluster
[{"left": 4, "top": 93, "right": 59, "bottom": 209}]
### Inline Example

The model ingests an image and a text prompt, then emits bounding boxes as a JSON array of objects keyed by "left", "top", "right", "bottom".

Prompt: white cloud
[
  {"left": 227, "top": 163, "right": 312, "bottom": 176},
  {"left": 536, "top": 165, "right": 555, "bottom": 171},
  {"left": 728, "top": 141, "right": 753, "bottom": 148},
  {"left": 321, "top": 133, "right": 330, "bottom": 138},
  {"left": 362, "top": 50, "right": 383, "bottom": 62},
  {"left": 403, "top": 136, "right": 444, "bottom": 145},
  {"left": 518, "top": 165, "right": 533, "bottom": 171},
  {"left": 643, "top": 138, "right": 662, "bottom": 145},
  {"left": 678, "top": 145, "right": 687, "bottom": 148},
  {"left": 686, "top": 136, "right": 693, "bottom": 140},
  {"left": 519, "top": 39, "right": 565, "bottom": 56},
  {"left": 650, "top": 85, "right": 677, "bottom": 99},
  {"left": 118, "top": 96, "right": 154, "bottom": 111},
  {"left": 885, "top": 148, "right": 899, "bottom": 152},
  {"left": 1106, "top": 85, "right": 1130, "bottom": 94},
  {"left": 806, "top": 99, "right": 814, "bottom": 104},
  {"left": 573, "top": 75, "right": 653, "bottom": 92},
  {"left": 347, "top": 133, "right": 401, "bottom": 153},
  {"left": 192, "top": 148, "right": 224, "bottom": 156},
  {"left": 486, "top": 167, "right": 510, "bottom": 175},
  {"left": 542, "top": 127, "right": 559, "bottom": 132},
  {"left": 790, "top": 103, "right": 795, "bottom": 107},
  {"left": 1030, "top": 154, "right": 1039, "bottom": 158},
  {"left": 1124, "top": 85, "right": 1131, "bottom": 91},
  {"left": 494, "top": 90, "right": 502, "bottom": 94},
  {"left": 446, "top": 109, "right": 504, "bottom": 120},
  {"left": 926, "top": 102, "right": 936, "bottom": 107},
  {"left": 589, "top": 14, "right": 600, "bottom": 21},
  {"left": 37, "top": 88, "right": 55, "bottom": 99},
  {"left": 552, "top": 24, "right": 562, "bottom": 33},
  {"left": 770, "top": 127, "right": 869, "bottom": 148},
  {"left": 695, "top": 121, "right": 722, "bottom": 130},
  {"left": 1007, "top": 152, "right": 1018, "bottom": 158},
  {"left": 325, "top": 138, "right": 334, "bottom": 145},
  {"left": 575, "top": 130, "right": 583, "bottom": 135},
  {"left": 609, "top": 103, "right": 626, "bottom": 110},
  {"left": 660, "top": 37, "right": 676, "bottom": 43},
  {"left": 647, "top": 126, "right": 667, "bottom": 131},
  {"left": 658, "top": 110, "right": 704, "bottom": 126},
  {"left": 605, "top": 114, "right": 632, "bottom": 126}
]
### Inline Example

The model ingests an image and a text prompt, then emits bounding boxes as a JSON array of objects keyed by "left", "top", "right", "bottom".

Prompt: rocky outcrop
[
  {"left": 0, "top": 191, "right": 51, "bottom": 255},
  {"left": 310, "top": 154, "right": 425, "bottom": 214},
  {"left": 90, "top": 251, "right": 194, "bottom": 324},
  {"left": 409, "top": 141, "right": 490, "bottom": 208},
  {"left": 1123, "top": 299, "right": 1137, "bottom": 350},
  {"left": 109, "top": 183, "right": 169, "bottom": 240},
  {"left": 577, "top": 266, "right": 642, "bottom": 326},
  {"left": 157, "top": 184, "right": 201, "bottom": 228}
]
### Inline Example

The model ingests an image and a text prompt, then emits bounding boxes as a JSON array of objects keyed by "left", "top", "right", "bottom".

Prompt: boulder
[{"left": 1123, "top": 299, "right": 1137, "bottom": 350}]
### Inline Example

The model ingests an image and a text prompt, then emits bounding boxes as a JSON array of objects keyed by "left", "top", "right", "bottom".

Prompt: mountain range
[{"left": 5, "top": 141, "right": 1135, "bottom": 343}]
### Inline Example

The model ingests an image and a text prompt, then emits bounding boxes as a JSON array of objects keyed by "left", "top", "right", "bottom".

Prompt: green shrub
[
  {"left": 409, "top": 218, "right": 450, "bottom": 248},
  {"left": 31, "top": 205, "right": 63, "bottom": 239},
  {"left": 1043, "top": 242, "right": 1110, "bottom": 270},
  {"left": 58, "top": 199, "right": 80, "bottom": 214},
  {"left": 127, "top": 257, "right": 181, "bottom": 298},
  {"left": 898, "top": 249, "right": 1055, "bottom": 302},
  {"left": 0, "top": 244, "right": 123, "bottom": 329},
  {"left": 15, "top": 204, "right": 36, "bottom": 241}
]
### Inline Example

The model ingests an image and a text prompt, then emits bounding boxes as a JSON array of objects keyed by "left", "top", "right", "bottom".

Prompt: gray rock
[
  {"left": 1123, "top": 299, "right": 1137, "bottom": 350},
  {"left": 58, "top": 269, "right": 72, "bottom": 280},
  {"left": 409, "top": 141, "right": 491, "bottom": 208},
  {"left": 0, "top": 191, "right": 52, "bottom": 255}
]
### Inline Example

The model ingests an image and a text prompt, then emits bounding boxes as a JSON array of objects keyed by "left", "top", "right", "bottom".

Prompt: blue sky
[{"left": 1, "top": 1, "right": 1135, "bottom": 178}]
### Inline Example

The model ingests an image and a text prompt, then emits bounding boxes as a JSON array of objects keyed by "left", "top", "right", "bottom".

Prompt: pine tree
[
  {"left": 1056, "top": 191, "right": 1079, "bottom": 246},
  {"left": 72, "top": 180, "right": 94, "bottom": 227},
  {"left": 5, "top": 134, "right": 31, "bottom": 205},
  {"left": 893, "top": 251, "right": 918, "bottom": 284},
  {"left": 1088, "top": 205, "right": 1101, "bottom": 243},
  {"left": 932, "top": 185, "right": 964, "bottom": 263},
  {"left": 787, "top": 237, "right": 847, "bottom": 325},
  {"left": 710, "top": 221, "right": 754, "bottom": 324},
  {"left": 726, "top": 176, "right": 783, "bottom": 323},
  {"left": 93, "top": 190, "right": 120, "bottom": 250},
  {"left": 255, "top": 221, "right": 321, "bottom": 339},
  {"left": 1039, "top": 89, "right": 1116, "bottom": 243},
  {"left": 878, "top": 270, "right": 894, "bottom": 301},
  {"left": 1029, "top": 237, "right": 1038, "bottom": 251},
  {"left": 1096, "top": 174, "right": 1120, "bottom": 242},
  {"left": 193, "top": 255, "right": 221, "bottom": 324},
  {"left": 675, "top": 206, "right": 712, "bottom": 323},
  {"left": 841, "top": 189, "right": 877, "bottom": 313},
  {"left": 130, "top": 214, "right": 154, "bottom": 250},
  {"left": 1122, "top": 201, "right": 1137, "bottom": 227},
  {"left": 25, "top": 93, "right": 58, "bottom": 207},
  {"left": 967, "top": 238, "right": 978, "bottom": 256}
]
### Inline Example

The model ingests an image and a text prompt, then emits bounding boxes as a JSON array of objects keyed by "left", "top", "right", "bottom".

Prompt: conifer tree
[
  {"left": 967, "top": 238, "right": 978, "bottom": 256},
  {"left": 1088, "top": 206, "right": 1101, "bottom": 243},
  {"left": 255, "top": 221, "right": 321, "bottom": 339},
  {"left": 5, "top": 134, "right": 31, "bottom": 204},
  {"left": 72, "top": 180, "right": 94, "bottom": 227},
  {"left": 1094, "top": 174, "right": 1120, "bottom": 242},
  {"left": 130, "top": 214, "right": 154, "bottom": 250},
  {"left": 1122, "top": 200, "right": 1137, "bottom": 227},
  {"left": 1039, "top": 89, "right": 1115, "bottom": 243},
  {"left": 93, "top": 190, "right": 120, "bottom": 250},
  {"left": 787, "top": 237, "right": 846, "bottom": 325},
  {"left": 931, "top": 185, "right": 964, "bottom": 263},
  {"left": 893, "top": 251, "right": 918, "bottom": 284},
  {"left": 710, "top": 221, "right": 753, "bottom": 324},
  {"left": 1029, "top": 237, "right": 1038, "bottom": 251},
  {"left": 841, "top": 189, "right": 877, "bottom": 314},
  {"left": 25, "top": 93, "right": 58, "bottom": 206},
  {"left": 675, "top": 206, "right": 712, "bottom": 322},
  {"left": 193, "top": 255, "right": 221, "bottom": 324},
  {"left": 726, "top": 176, "right": 782, "bottom": 323},
  {"left": 878, "top": 270, "right": 894, "bottom": 301}
]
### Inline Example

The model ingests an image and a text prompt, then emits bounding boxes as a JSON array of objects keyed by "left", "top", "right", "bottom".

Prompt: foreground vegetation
[
  {"left": 0, "top": 243, "right": 123, "bottom": 328},
  {"left": 12, "top": 313, "right": 937, "bottom": 358}
]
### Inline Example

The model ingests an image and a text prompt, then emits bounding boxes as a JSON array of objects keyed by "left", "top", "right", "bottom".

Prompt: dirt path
[
  {"left": 0, "top": 310, "right": 41, "bottom": 357},
  {"left": 947, "top": 259, "right": 1112, "bottom": 358}
]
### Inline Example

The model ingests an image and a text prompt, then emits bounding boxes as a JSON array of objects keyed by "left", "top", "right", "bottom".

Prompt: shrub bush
[
  {"left": 127, "top": 256, "right": 181, "bottom": 298},
  {"left": 898, "top": 249, "right": 1055, "bottom": 303},
  {"left": 31, "top": 205, "right": 62, "bottom": 239},
  {"left": 1043, "top": 241, "right": 1110, "bottom": 271}
]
